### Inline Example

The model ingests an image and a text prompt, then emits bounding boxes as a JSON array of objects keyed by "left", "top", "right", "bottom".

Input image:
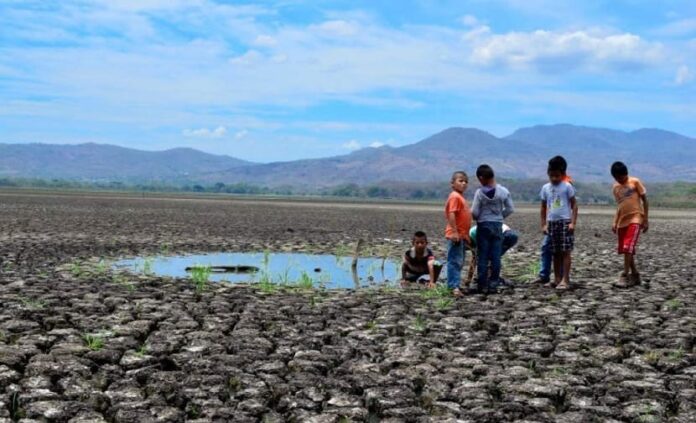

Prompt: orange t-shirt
[
  {"left": 613, "top": 176, "right": 647, "bottom": 228},
  {"left": 445, "top": 191, "right": 472, "bottom": 241}
]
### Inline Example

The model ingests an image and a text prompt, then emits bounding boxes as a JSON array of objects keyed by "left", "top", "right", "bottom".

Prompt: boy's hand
[
  {"left": 642, "top": 220, "right": 649, "bottom": 233},
  {"left": 612, "top": 224, "right": 617, "bottom": 234},
  {"left": 541, "top": 224, "right": 548, "bottom": 234},
  {"left": 426, "top": 281, "right": 436, "bottom": 289},
  {"left": 450, "top": 234, "right": 460, "bottom": 243},
  {"left": 568, "top": 223, "right": 575, "bottom": 234}
]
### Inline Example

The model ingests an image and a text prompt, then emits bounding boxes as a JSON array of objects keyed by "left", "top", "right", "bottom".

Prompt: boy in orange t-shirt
[
  {"left": 611, "top": 161, "right": 649, "bottom": 287},
  {"left": 445, "top": 171, "right": 472, "bottom": 297}
]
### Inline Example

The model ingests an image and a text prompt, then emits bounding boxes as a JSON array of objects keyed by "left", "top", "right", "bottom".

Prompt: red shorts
[{"left": 618, "top": 223, "right": 641, "bottom": 255}]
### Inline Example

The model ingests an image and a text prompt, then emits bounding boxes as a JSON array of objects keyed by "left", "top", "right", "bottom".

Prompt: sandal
[
  {"left": 452, "top": 288, "right": 464, "bottom": 298},
  {"left": 614, "top": 273, "right": 630, "bottom": 288},
  {"left": 543, "top": 281, "right": 557, "bottom": 288},
  {"left": 556, "top": 282, "right": 570, "bottom": 290}
]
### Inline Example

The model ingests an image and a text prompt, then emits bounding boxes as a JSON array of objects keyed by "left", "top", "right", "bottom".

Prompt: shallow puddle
[{"left": 112, "top": 252, "right": 401, "bottom": 289}]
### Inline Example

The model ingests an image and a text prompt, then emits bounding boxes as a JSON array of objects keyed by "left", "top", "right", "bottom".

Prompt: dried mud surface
[{"left": 0, "top": 193, "right": 694, "bottom": 422}]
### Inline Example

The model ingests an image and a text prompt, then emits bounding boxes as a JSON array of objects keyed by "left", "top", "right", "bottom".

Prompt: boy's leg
[
  {"left": 552, "top": 253, "right": 563, "bottom": 284},
  {"left": 446, "top": 240, "right": 465, "bottom": 290},
  {"left": 501, "top": 230, "right": 518, "bottom": 256},
  {"left": 538, "top": 234, "right": 553, "bottom": 282},
  {"left": 560, "top": 251, "right": 572, "bottom": 286},
  {"left": 489, "top": 223, "right": 504, "bottom": 284},
  {"left": 432, "top": 262, "right": 443, "bottom": 283},
  {"left": 476, "top": 225, "right": 491, "bottom": 292}
]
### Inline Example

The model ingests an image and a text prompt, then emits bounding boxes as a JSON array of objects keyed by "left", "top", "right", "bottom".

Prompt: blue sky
[{"left": 1, "top": 0, "right": 694, "bottom": 162}]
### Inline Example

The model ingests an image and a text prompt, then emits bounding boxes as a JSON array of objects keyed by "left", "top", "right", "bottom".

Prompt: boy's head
[
  {"left": 412, "top": 231, "right": 428, "bottom": 251},
  {"left": 476, "top": 164, "right": 495, "bottom": 186},
  {"left": 611, "top": 161, "right": 629, "bottom": 183},
  {"left": 450, "top": 171, "right": 469, "bottom": 193},
  {"left": 547, "top": 155, "right": 568, "bottom": 185}
]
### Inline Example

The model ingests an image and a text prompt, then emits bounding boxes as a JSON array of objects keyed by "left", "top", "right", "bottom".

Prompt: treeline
[{"left": 1, "top": 177, "right": 694, "bottom": 206}]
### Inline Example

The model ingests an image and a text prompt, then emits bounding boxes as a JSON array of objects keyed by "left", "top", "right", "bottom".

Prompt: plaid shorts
[{"left": 548, "top": 219, "right": 574, "bottom": 253}]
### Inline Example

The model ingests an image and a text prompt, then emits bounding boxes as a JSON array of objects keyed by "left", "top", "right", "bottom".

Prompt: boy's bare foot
[
  {"left": 543, "top": 281, "right": 557, "bottom": 288},
  {"left": 556, "top": 281, "right": 570, "bottom": 290},
  {"left": 452, "top": 288, "right": 464, "bottom": 298},
  {"left": 615, "top": 272, "right": 630, "bottom": 288}
]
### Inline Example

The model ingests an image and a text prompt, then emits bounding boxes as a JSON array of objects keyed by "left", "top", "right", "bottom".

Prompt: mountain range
[{"left": 2, "top": 124, "right": 695, "bottom": 187}]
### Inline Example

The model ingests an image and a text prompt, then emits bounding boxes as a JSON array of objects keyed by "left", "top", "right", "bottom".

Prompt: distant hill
[
  {"left": 1, "top": 124, "right": 695, "bottom": 186},
  {"left": 203, "top": 124, "right": 696, "bottom": 186},
  {"left": 0, "top": 143, "right": 251, "bottom": 182}
]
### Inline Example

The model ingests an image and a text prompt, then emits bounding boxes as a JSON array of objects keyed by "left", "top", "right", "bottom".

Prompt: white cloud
[
  {"left": 369, "top": 141, "right": 385, "bottom": 148},
  {"left": 653, "top": 18, "right": 696, "bottom": 37},
  {"left": 675, "top": 65, "right": 693, "bottom": 85},
  {"left": 252, "top": 34, "right": 277, "bottom": 47},
  {"left": 312, "top": 20, "right": 358, "bottom": 37},
  {"left": 342, "top": 140, "right": 361, "bottom": 150},
  {"left": 183, "top": 126, "right": 227, "bottom": 138},
  {"left": 470, "top": 29, "right": 664, "bottom": 71},
  {"left": 460, "top": 15, "right": 479, "bottom": 27},
  {"left": 234, "top": 129, "right": 249, "bottom": 140}
]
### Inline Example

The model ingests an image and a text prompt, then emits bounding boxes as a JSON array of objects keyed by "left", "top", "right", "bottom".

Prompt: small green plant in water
[
  {"left": 189, "top": 264, "right": 212, "bottom": 292},
  {"left": 258, "top": 272, "right": 278, "bottom": 294},
  {"left": 142, "top": 258, "right": 154, "bottom": 276},
  {"left": 296, "top": 271, "right": 314, "bottom": 290},
  {"left": 83, "top": 334, "right": 105, "bottom": 351}
]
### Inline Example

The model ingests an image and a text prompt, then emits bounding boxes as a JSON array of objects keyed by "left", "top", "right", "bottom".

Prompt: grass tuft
[{"left": 82, "top": 334, "right": 105, "bottom": 351}]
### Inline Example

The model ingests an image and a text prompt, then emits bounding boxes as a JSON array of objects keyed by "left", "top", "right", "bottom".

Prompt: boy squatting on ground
[
  {"left": 540, "top": 156, "right": 579, "bottom": 290},
  {"left": 445, "top": 171, "right": 472, "bottom": 297},
  {"left": 611, "top": 161, "right": 649, "bottom": 288},
  {"left": 534, "top": 156, "right": 576, "bottom": 284},
  {"left": 470, "top": 164, "right": 514, "bottom": 294},
  {"left": 400, "top": 231, "right": 443, "bottom": 288}
]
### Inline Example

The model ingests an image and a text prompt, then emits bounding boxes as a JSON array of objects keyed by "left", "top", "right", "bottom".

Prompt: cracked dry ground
[{"left": 0, "top": 193, "right": 694, "bottom": 423}]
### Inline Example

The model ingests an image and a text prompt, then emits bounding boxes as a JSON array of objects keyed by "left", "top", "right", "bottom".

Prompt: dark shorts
[
  {"left": 404, "top": 271, "right": 429, "bottom": 282},
  {"left": 548, "top": 220, "right": 574, "bottom": 253}
]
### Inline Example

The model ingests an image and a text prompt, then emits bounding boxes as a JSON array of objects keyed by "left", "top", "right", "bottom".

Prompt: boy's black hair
[
  {"left": 476, "top": 164, "right": 495, "bottom": 180},
  {"left": 611, "top": 161, "right": 629, "bottom": 178},
  {"left": 413, "top": 231, "right": 427, "bottom": 240},
  {"left": 548, "top": 156, "right": 568, "bottom": 173},
  {"left": 451, "top": 171, "right": 468, "bottom": 182}
]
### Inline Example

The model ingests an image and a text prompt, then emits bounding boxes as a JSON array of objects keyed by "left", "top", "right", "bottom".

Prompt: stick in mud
[{"left": 351, "top": 239, "right": 364, "bottom": 288}]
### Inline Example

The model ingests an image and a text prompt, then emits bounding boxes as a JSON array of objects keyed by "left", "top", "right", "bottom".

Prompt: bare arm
[
  {"left": 641, "top": 194, "right": 649, "bottom": 232},
  {"left": 569, "top": 197, "right": 578, "bottom": 232},
  {"left": 540, "top": 202, "right": 547, "bottom": 233},
  {"left": 448, "top": 212, "right": 460, "bottom": 242}
]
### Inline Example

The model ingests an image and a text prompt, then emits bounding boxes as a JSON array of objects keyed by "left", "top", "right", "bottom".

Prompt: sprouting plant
[
  {"left": 366, "top": 320, "right": 377, "bottom": 331},
  {"left": 82, "top": 334, "right": 105, "bottom": 351},
  {"left": 550, "top": 366, "right": 568, "bottom": 376},
  {"left": 262, "top": 249, "right": 271, "bottom": 270},
  {"left": 258, "top": 272, "right": 278, "bottom": 294},
  {"left": 435, "top": 298, "right": 454, "bottom": 310},
  {"left": 142, "top": 258, "right": 154, "bottom": 276},
  {"left": 664, "top": 298, "right": 682, "bottom": 311},
  {"left": 228, "top": 376, "right": 241, "bottom": 393},
  {"left": 135, "top": 344, "right": 148, "bottom": 356},
  {"left": 411, "top": 315, "right": 427, "bottom": 332},
  {"left": 334, "top": 245, "right": 351, "bottom": 265},
  {"left": 113, "top": 272, "right": 135, "bottom": 292},
  {"left": 10, "top": 392, "right": 25, "bottom": 420},
  {"left": 296, "top": 271, "right": 314, "bottom": 290},
  {"left": 643, "top": 350, "right": 660, "bottom": 365},
  {"left": 189, "top": 264, "right": 212, "bottom": 292},
  {"left": 160, "top": 243, "right": 171, "bottom": 255},
  {"left": 70, "top": 261, "right": 83, "bottom": 278},
  {"left": 19, "top": 296, "right": 45, "bottom": 310},
  {"left": 277, "top": 266, "right": 292, "bottom": 285},
  {"left": 94, "top": 259, "right": 108, "bottom": 276},
  {"left": 338, "top": 416, "right": 352, "bottom": 423},
  {"left": 667, "top": 347, "right": 684, "bottom": 362},
  {"left": 562, "top": 324, "right": 576, "bottom": 336},
  {"left": 523, "top": 261, "right": 541, "bottom": 282},
  {"left": 421, "top": 284, "right": 451, "bottom": 299},
  {"left": 188, "top": 403, "right": 201, "bottom": 419}
]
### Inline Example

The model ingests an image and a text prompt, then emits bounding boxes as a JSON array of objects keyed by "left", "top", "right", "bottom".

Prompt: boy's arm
[
  {"left": 641, "top": 194, "right": 649, "bottom": 233},
  {"left": 540, "top": 202, "right": 547, "bottom": 233},
  {"left": 569, "top": 196, "right": 578, "bottom": 232},
  {"left": 427, "top": 259, "right": 436, "bottom": 288},
  {"left": 471, "top": 192, "right": 480, "bottom": 220},
  {"left": 502, "top": 192, "right": 514, "bottom": 219},
  {"left": 447, "top": 212, "right": 460, "bottom": 242}
]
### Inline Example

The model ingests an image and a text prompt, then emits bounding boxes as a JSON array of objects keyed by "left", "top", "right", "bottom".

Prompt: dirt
[{"left": 0, "top": 192, "right": 694, "bottom": 422}]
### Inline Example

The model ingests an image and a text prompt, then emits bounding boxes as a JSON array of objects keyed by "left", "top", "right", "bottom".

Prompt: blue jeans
[
  {"left": 477, "top": 222, "right": 503, "bottom": 291},
  {"left": 446, "top": 239, "right": 466, "bottom": 290},
  {"left": 502, "top": 230, "right": 518, "bottom": 255},
  {"left": 539, "top": 234, "right": 553, "bottom": 282}
]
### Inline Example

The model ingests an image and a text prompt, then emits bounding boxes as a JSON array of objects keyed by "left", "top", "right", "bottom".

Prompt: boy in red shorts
[{"left": 611, "top": 161, "right": 649, "bottom": 287}]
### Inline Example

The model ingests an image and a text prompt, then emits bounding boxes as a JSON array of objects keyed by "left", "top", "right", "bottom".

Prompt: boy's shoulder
[{"left": 497, "top": 184, "right": 510, "bottom": 195}]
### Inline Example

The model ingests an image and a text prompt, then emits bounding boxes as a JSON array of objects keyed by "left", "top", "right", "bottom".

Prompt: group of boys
[{"left": 401, "top": 156, "right": 649, "bottom": 297}]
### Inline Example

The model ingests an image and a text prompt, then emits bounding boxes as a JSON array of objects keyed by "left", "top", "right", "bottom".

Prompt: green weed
[
  {"left": 366, "top": 320, "right": 377, "bottom": 331},
  {"left": 667, "top": 347, "right": 684, "bottom": 362},
  {"left": 421, "top": 284, "right": 451, "bottom": 299},
  {"left": 10, "top": 392, "right": 25, "bottom": 420},
  {"left": 664, "top": 299, "right": 682, "bottom": 311},
  {"left": 94, "top": 259, "right": 108, "bottom": 276},
  {"left": 135, "top": 344, "right": 148, "bottom": 356},
  {"left": 643, "top": 350, "right": 660, "bottom": 365},
  {"left": 160, "top": 243, "right": 171, "bottom": 255},
  {"left": 435, "top": 297, "right": 454, "bottom": 310},
  {"left": 142, "top": 258, "right": 154, "bottom": 276},
  {"left": 258, "top": 272, "right": 279, "bottom": 294},
  {"left": 296, "top": 271, "right": 314, "bottom": 290},
  {"left": 522, "top": 261, "right": 541, "bottom": 282},
  {"left": 411, "top": 315, "right": 427, "bottom": 332},
  {"left": 70, "top": 261, "right": 84, "bottom": 278},
  {"left": 82, "top": 334, "right": 105, "bottom": 351},
  {"left": 189, "top": 264, "right": 212, "bottom": 292},
  {"left": 19, "top": 296, "right": 45, "bottom": 310},
  {"left": 562, "top": 324, "right": 576, "bottom": 336}
]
